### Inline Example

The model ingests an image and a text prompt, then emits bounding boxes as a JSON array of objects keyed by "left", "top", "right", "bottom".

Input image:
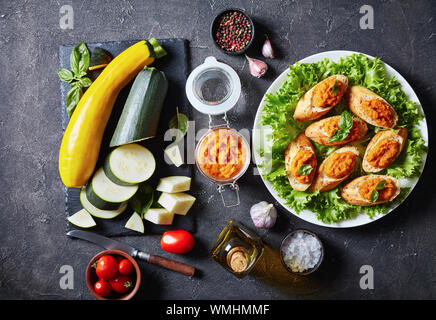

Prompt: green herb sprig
[
  {"left": 329, "top": 110, "right": 353, "bottom": 143},
  {"left": 129, "top": 184, "right": 154, "bottom": 218},
  {"left": 370, "top": 180, "right": 387, "bottom": 203},
  {"left": 168, "top": 107, "right": 189, "bottom": 142},
  {"left": 297, "top": 164, "right": 313, "bottom": 176},
  {"left": 331, "top": 80, "right": 339, "bottom": 95},
  {"left": 57, "top": 42, "right": 92, "bottom": 117}
]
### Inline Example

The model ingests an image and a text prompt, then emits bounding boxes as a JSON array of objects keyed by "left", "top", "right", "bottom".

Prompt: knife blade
[{"left": 67, "top": 230, "right": 195, "bottom": 277}]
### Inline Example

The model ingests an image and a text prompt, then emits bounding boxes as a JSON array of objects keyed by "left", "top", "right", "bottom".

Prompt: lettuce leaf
[{"left": 260, "top": 54, "right": 427, "bottom": 224}]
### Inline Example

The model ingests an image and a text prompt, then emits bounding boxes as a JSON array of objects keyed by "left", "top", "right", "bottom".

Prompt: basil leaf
[
  {"left": 375, "top": 179, "right": 386, "bottom": 190},
  {"left": 128, "top": 184, "right": 154, "bottom": 218},
  {"left": 338, "top": 110, "right": 353, "bottom": 130},
  {"left": 298, "top": 164, "right": 313, "bottom": 176},
  {"left": 70, "top": 42, "right": 90, "bottom": 76},
  {"left": 169, "top": 107, "right": 189, "bottom": 142},
  {"left": 370, "top": 190, "right": 379, "bottom": 202},
  {"left": 79, "top": 77, "right": 92, "bottom": 88},
  {"left": 66, "top": 82, "right": 83, "bottom": 117},
  {"left": 329, "top": 110, "right": 353, "bottom": 142},
  {"left": 57, "top": 68, "right": 74, "bottom": 82},
  {"left": 332, "top": 80, "right": 339, "bottom": 95}
]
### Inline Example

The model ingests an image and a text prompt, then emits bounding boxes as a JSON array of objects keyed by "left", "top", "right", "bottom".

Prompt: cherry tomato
[
  {"left": 160, "top": 230, "right": 195, "bottom": 254},
  {"left": 94, "top": 279, "right": 111, "bottom": 297},
  {"left": 96, "top": 255, "right": 118, "bottom": 279},
  {"left": 109, "top": 275, "right": 133, "bottom": 294},
  {"left": 118, "top": 259, "right": 134, "bottom": 275}
]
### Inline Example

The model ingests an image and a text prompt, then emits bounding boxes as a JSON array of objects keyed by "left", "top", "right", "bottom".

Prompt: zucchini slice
[
  {"left": 80, "top": 187, "right": 128, "bottom": 219},
  {"left": 125, "top": 212, "right": 144, "bottom": 233},
  {"left": 86, "top": 167, "right": 138, "bottom": 210},
  {"left": 67, "top": 209, "right": 97, "bottom": 228},
  {"left": 109, "top": 67, "right": 168, "bottom": 147},
  {"left": 104, "top": 143, "right": 155, "bottom": 186}
]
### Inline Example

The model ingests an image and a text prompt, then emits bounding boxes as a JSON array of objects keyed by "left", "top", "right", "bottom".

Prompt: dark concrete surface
[{"left": 0, "top": 0, "right": 435, "bottom": 300}]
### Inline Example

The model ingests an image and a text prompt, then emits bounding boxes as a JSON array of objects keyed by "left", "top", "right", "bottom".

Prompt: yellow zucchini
[{"left": 59, "top": 39, "right": 166, "bottom": 188}]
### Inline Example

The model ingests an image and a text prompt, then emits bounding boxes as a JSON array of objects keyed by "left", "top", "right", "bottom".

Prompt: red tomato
[
  {"left": 96, "top": 255, "right": 118, "bottom": 279},
  {"left": 94, "top": 279, "right": 111, "bottom": 297},
  {"left": 118, "top": 259, "right": 134, "bottom": 275},
  {"left": 160, "top": 230, "right": 195, "bottom": 254},
  {"left": 109, "top": 275, "right": 133, "bottom": 294}
]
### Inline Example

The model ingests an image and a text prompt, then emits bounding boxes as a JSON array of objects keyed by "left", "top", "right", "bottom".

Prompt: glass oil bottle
[{"left": 211, "top": 220, "right": 264, "bottom": 278}]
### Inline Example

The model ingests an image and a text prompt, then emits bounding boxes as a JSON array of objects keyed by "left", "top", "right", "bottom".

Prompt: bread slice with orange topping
[
  {"left": 310, "top": 146, "right": 359, "bottom": 192},
  {"left": 293, "top": 75, "right": 348, "bottom": 121},
  {"left": 345, "top": 86, "right": 398, "bottom": 128},
  {"left": 341, "top": 175, "right": 400, "bottom": 206},
  {"left": 305, "top": 115, "right": 368, "bottom": 146},
  {"left": 362, "top": 128, "right": 407, "bottom": 173},
  {"left": 284, "top": 133, "right": 317, "bottom": 191}
]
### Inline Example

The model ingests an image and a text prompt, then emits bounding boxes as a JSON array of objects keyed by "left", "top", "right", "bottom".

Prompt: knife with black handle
[{"left": 67, "top": 230, "right": 195, "bottom": 277}]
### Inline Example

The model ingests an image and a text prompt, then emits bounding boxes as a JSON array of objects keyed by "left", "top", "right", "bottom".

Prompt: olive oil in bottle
[{"left": 211, "top": 220, "right": 264, "bottom": 278}]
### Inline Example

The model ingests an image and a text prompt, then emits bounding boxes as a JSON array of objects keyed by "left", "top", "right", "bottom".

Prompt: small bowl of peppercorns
[{"left": 210, "top": 8, "right": 255, "bottom": 55}]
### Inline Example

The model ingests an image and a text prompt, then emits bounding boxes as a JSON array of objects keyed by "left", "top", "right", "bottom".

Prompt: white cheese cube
[
  {"left": 156, "top": 176, "right": 191, "bottom": 193},
  {"left": 158, "top": 192, "right": 196, "bottom": 215},
  {"left": 164, "top": 144, "right": 184, "bottom": 167},
  {"left": 144, "top": 208, "right": 174, "bottom": 225}
]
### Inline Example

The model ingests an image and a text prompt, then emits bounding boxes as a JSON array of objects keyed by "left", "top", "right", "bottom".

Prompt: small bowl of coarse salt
[{"left": 280, "top": 229, "right": 324, "bottom": 276}]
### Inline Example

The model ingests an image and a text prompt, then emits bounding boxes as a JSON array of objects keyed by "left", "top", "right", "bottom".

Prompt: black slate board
[{"left": 59, "top": 38, "right": 195, "bottom": 236}]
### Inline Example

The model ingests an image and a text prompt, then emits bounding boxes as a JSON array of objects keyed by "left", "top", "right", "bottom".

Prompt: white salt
[{"left": 282, "top": 231, "right": 322, "bottom": 273}]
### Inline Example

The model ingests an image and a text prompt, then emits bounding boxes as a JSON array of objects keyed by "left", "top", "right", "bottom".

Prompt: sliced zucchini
[
  {"left": 158, "top": 192, "right": 196, "bottom": 215},
  {"left": 104, "top": 143, "right": 155, "bottom": 186},
  {"left": 86, "top": 167, "right": 138, "bottom": 210},
  {"left": 144, "top": 208, "right": 174, "bottom": 225},
  {"left": 67, "top": 209, "right": 97, "bottom": 228},
  {"left": 164, "top": 144, "right": 184, "bottom": 167},
  {"left": 156, "top": 176, "right": 191, "bottom": 193},
  {"left": 125, "top": 212, "right": 144, "bottom": 233},
  {"left": 80, "top": 187, "right": 127, "bottom": 219}
]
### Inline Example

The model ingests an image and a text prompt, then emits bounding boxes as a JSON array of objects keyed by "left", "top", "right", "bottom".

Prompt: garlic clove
[
  {"left": 245, "top": 55, "right": 268, "bottom": 78},
  {"left": 262, "top": 34, "right": 275, "bottom": 59},
  {"left": 250, "top": 201, "right": 277, "bottom": 229}
]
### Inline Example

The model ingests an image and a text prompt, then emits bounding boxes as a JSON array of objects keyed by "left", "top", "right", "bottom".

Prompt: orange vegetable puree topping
[
  {"left": 197, "top": 129, "right": 247, "bottom": 180},
  {"left": 366, "top": 139, "right": 400, "bottom": 168},
  {"left": 325, "top": 151, "right": 357, "bottom": 179},
  {"left": 313, "top": 77, "right": 344, "bottom": 108},
  {"left": 361, "top": 99, "right": 393, "bottom": 127},
  {"left": 358, "top": 178, "right": 396, "bottom": 202},
  {"left": 290, "top": 149, "right": 316, "bottom": 184},
  {"left": 323, "top": 118, "right": 361, "bottom": 141}
]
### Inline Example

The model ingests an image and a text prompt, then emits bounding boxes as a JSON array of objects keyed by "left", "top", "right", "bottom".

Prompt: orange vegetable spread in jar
[
  {"left": 290, "top": 149, "right": 316, "bottom": 184},
  {"left": 361, "top": 99, "right": 394, "bottom": 127},
  {"left": 358, "top": 177, "right": 396, "bottom": 201},
  {"left": 313, "top": 78, "right": 344, "bottom": 108},
  {"left": 325, "top": 151, "right": 357, "bottom": 179},
  {"left": 323, "top": 117, "right": 361, "bottom": 141},
  {"left": 365, "top": 139, "right": 400, "bottom": 168},
  {"left": 196, "top": 128, "right": 248, "bottom": 181}
]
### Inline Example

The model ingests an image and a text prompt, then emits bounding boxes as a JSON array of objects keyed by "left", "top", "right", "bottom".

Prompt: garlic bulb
[
  {"left": 250, "top": 201, "right": 277, "bottom": 229},
  {"left": 245, "top": 55, "right": 268, "bottom": 78}
]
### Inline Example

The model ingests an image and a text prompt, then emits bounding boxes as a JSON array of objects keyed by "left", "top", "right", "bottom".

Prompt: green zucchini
[
  {"left": 89, "top": 47, "right": 113, "bottom": 70},
  {"left": 103, "top": 143, "right": 155, "bottom": 186},
  {"left": 80, "top": 187, "right": 128, "bottom": 219},
  {"left": 67, "top": 209, "right": 97, "bottom": 228},
  {"left": 109, "top": 66, "right": 168, "bottom": 147},
  {"left": 86, "top": 167, "right": 138, "bottom": 210}
]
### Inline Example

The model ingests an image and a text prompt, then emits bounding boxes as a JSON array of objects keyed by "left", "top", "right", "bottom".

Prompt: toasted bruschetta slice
[
  {"left": 341, "top": 175, "right": 400, "bottom": 206},
  {"left": 310, "top": 146, "right": 359, "bottom": 192},
  {"left": 345, "top": 86, "right": 398, "bottom": 128},
  {"left": 293, "top": 75, "right": 349, "bottom": 121},
  {"left": 362, "top": 128, "right": 407, "bottom": 173},
  {"left": 305, "top": 115, "right": 368, "bottom": 146},
  {"left": 284, "top": 133, "right": 317, "bottom": 191}
]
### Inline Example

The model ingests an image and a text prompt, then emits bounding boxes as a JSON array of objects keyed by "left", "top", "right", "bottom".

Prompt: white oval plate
[{"left": 252, "top": 50, "right": 428, "bottom": 228}]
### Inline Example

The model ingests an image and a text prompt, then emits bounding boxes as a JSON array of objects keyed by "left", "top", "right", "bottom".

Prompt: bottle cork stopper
[{"left": 227, "top": 247, "right": 248, "bottom": 273}]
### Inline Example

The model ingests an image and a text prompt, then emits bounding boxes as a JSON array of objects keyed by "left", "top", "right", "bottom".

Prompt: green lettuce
[{"left": 260, "top": 54, "right": 427, "bottom": 224}]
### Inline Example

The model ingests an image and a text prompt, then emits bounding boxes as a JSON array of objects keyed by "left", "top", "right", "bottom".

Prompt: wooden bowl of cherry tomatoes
[{"left": 86, "top": 249, "right": 141, "bottom": 300}]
